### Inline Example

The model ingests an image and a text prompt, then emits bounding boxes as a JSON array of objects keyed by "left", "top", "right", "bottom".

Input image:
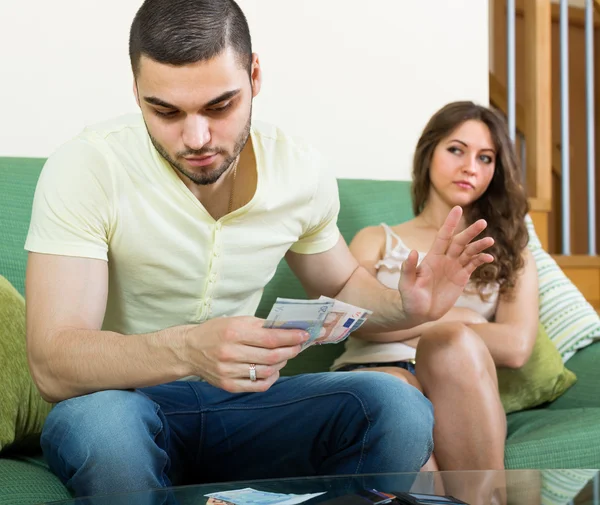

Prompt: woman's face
[{"left": 427, "top": 120, "right": 496, "bottom": 209}]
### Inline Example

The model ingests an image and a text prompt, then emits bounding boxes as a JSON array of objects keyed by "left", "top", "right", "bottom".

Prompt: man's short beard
[{"left": 148, "top": 111, "right": 252, "bottom": 186}]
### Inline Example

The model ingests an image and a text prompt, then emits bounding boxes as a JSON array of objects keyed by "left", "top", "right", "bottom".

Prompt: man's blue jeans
[{"left": 41, "top": 372, "right": 434, "bottom": 497}]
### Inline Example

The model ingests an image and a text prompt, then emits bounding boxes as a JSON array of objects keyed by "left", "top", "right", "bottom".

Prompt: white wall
[{"left": 0, "top": 0, "right": 489, "bottom": 181}]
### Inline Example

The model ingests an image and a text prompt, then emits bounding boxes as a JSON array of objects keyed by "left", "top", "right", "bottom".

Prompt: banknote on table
[
  {"left": 263, "top": 297, "right": 372, "bottom": 350},
  {"left": 205, "top": 487, "right": 326, "bottom": 505}
]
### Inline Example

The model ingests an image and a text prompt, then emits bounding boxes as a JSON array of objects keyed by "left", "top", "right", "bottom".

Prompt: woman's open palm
[{"left": 397, "top": 206, "right": 495, "bottom": 322}]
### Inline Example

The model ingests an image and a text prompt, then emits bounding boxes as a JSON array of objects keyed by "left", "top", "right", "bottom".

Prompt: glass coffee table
[{"left": 43, "top": 469, "right": 600, "bottom": 505}]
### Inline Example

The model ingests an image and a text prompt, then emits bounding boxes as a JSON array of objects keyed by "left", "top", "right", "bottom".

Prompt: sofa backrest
[
  {"left": 0, "top": 157, "right": 414, "bottom": 373},
  {"left": 0, "top": 157, "right": 45, "bottom": 296}
]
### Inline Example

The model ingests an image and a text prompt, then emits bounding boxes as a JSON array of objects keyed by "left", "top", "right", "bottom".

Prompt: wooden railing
[
  {"left": 522, "top": 0, "right": 552, "bottom": 225},
  {"left": 489, "top": 0, "right": 553, "bottom": 249},
  {"left": 490, "top": 0, "right": 600, "bottom": 253},
  {"left": 488, "top": 72, "right": 563, "bottom": 180},
  {"left": 490, "top": 0, "right": 600, "bottom": 308}
]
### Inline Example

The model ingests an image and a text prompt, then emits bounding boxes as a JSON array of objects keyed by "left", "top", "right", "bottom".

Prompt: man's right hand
[{"left": 183, "top": 317, "right": 310, "bottom": 393}]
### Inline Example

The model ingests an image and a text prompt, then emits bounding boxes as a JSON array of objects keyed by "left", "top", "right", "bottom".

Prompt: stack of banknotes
[{"left": 263, "top": 296, "right": 372, "bottom": 350}]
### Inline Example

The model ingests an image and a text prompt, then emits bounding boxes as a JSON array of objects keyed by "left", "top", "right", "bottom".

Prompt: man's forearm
[
  {"left": 350, "top": 325, "right": 430, "bottom": 343},
  {"left": 28, "top": 326, "right": 193, "bottom": 403},
  {"left": 334, "top": 266, "right": 425, "bottom": 332},
  {"left": 350, "top": 306, "right": 484, "bottom": 342}
]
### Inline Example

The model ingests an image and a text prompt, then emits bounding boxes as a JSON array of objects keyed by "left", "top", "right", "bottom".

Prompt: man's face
[{"left": 134, "top": 48, "right": 261, "bottom": 185}]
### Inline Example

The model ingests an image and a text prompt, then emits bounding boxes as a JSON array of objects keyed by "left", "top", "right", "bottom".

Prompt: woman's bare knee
[
  {"left": 418, "top": 323, "right": 488, "bottom": 365},
  {"left": 416, "top": 323, "right": 496, "bottom": 387}
]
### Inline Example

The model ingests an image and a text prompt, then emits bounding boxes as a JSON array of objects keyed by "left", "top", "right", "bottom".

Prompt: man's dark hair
[{"left": 129, "top": 0, "right": 252, "bottom": 76}]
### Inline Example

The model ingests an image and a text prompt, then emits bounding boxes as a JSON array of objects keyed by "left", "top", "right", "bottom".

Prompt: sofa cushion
[
  {"left": 540, "top": 469, "right": 599, "bottom": 505},
  {"left": 0, "top": 457, "right": 70, "bottom": 504},
  {"left": 497, "top": 323, "right": 576, "bottom": 414},
  {"left": 0, "top": 276, "right": 53, "bottom": 452},
  {"left": 0, "top": 157, "right": 44, "bottom": 297},
  {"left": 505, "top": 407, "right": 600, "bottom": 468},
  {"left": 526, "top": 217, "right": 600, "bottom": 361},
  {"left": 546, "top": 341, "right": 600, "bottom": 410}
]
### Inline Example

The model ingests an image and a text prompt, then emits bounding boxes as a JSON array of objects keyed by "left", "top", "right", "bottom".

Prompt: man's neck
[
  {"left": 188, "top": 141, "right": 257, "bottom": 220},
  {"left": 182, "top": 158, "right": 237, "bottom": 206}
]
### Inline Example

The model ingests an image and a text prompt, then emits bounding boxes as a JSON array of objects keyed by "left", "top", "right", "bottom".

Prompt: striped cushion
[
  {"left": 526, "top": 216, "right": 600, "bottom": 361},
  {"left": 541, "top": 469, "right": 598, "bottom": 505}
]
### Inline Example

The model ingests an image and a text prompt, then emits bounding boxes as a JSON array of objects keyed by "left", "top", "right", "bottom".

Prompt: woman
[{"left": 332, "top": 101, "right": 539, "bottom": 472}]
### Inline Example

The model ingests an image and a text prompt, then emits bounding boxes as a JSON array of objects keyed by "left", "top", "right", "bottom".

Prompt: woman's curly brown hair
[{"left": 411, "top": 101, "right": 530, "bottom": 299}]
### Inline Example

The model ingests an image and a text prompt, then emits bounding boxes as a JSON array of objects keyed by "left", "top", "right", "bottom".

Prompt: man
[{"left": 25, "top": 0, "right": 493, "bottom": 497}]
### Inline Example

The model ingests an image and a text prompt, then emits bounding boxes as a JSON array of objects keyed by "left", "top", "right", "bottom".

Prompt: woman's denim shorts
[{"left": 335, "top": 360, "right": 416, "bottom": 375}]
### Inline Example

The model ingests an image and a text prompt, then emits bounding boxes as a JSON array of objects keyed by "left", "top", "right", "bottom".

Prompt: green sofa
[{"left": 1, "top": 157, "right": 599, "bottom": 505}]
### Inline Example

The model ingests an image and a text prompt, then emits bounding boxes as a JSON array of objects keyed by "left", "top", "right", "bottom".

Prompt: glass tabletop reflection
[{"left": 44, "top": 469, "right": 600, "bottom": 505}]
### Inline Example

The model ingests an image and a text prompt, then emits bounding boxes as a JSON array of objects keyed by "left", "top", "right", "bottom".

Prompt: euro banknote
[{"left": 263, "top": 297, "right": 371, "bottom": 350}]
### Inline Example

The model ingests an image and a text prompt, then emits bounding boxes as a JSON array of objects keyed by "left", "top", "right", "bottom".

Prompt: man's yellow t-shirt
[{"left": 25, "top": 114, "right": 340, "bottom": 335}]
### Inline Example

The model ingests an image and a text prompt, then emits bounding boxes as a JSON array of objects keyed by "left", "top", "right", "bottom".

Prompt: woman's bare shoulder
[{"left": 349, "top": 225, "right": 386, "bottom": 255}]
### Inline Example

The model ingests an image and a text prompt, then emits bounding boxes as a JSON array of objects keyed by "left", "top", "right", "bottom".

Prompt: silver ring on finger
[{"left": 249, "top": 363, "right": 257, "bottom": 382}]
